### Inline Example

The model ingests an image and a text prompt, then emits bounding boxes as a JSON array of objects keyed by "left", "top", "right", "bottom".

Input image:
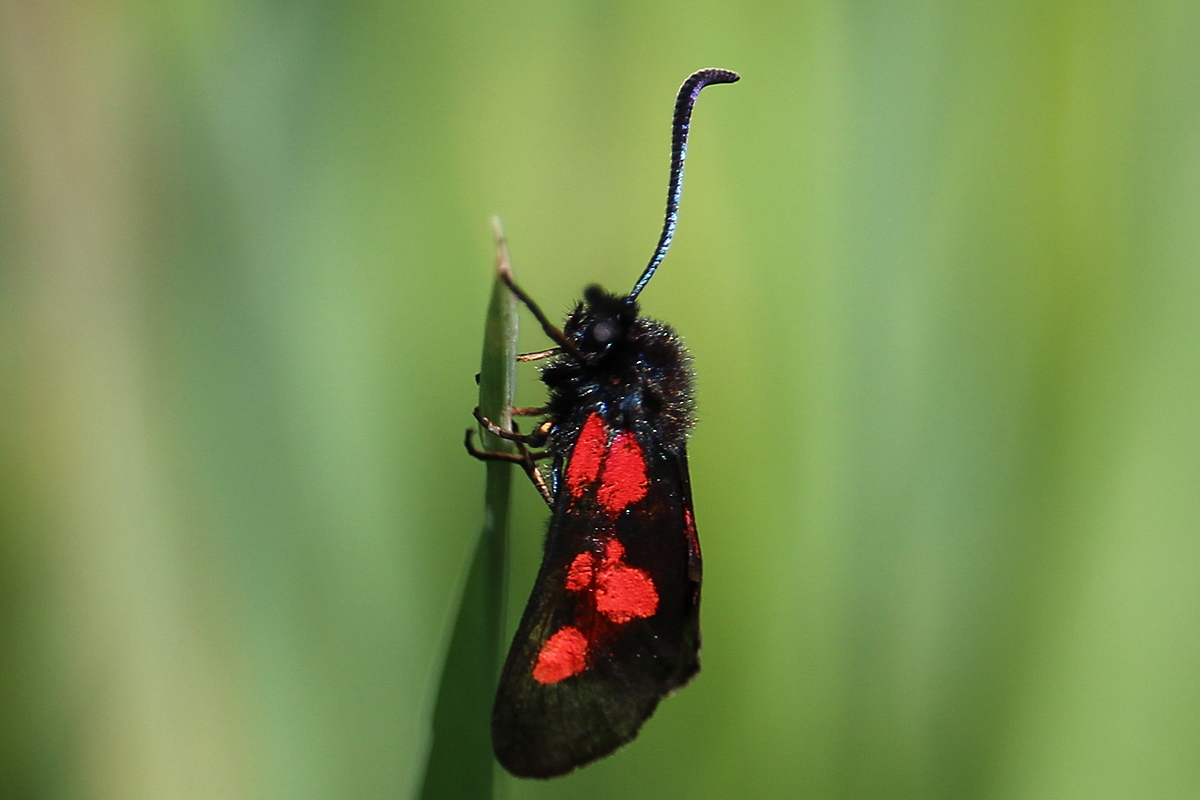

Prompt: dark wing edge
[{"left": 666, "top": 445, "right": 701, "bottom": 690}]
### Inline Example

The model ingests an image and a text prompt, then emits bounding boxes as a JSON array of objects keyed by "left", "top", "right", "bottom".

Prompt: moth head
[{"left": 568, "top": 285, "right": 638, "bottom": 356}]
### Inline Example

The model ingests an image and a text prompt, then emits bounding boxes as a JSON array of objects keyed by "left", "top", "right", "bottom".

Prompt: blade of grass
[{"left": 419, "top": 219, "right": 518, "bottom": 800}]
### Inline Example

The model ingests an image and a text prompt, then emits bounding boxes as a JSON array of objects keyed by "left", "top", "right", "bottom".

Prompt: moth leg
[
  {"left": 463, "top": 431, "right": 551, "bottom": 464},
  {"left": 517, "top": 348, "right": 560, "bottom": 362},
  {"left": 474, "top": 351, "right": 558, "bottom": 387},
  {"left": 491, "top": 223, "right": 586, "bottom": 362},
  {"left": 511, "top": 406, "right": 547, "bottom": 416},
  {"left": 499, "top": 272, "right": 584, "bottom": 362},
  {"left": 464, "top": 429, "right": 554, "bottom": 507},
  {"left": 472, "top": 408, "right": 552, "bottom": 447},
  {"left": 525, "top": 419, "right": 553, "bottom": 447},
  {"left": 523, "top": 459, "right": 553, "bottom": 507}
]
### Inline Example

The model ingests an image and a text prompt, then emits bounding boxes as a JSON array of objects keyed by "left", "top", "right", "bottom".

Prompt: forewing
[{"left": 492, "top": 422, "right": 700, "bottom": 778}]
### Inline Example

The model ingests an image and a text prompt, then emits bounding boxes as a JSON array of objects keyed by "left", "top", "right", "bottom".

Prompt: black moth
[{"left": 467, "top": 68, "right": 739, "bottom": 778}]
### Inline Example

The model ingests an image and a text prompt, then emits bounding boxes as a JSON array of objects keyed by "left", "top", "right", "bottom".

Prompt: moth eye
[{"left": 591, "top": 320, "right": 618, "bottom": 345}]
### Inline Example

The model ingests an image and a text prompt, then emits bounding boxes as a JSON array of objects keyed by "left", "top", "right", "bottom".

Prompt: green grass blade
[{"left": 419, "top": 220, "right": 518, "bottom": 800}]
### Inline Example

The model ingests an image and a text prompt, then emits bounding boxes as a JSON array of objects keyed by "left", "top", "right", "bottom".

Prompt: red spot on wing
[
  {"left": 595, "top": 539, "right": 658, "bottom": 623},
  {"left": 596, "top": 432, "right": 648, "bottom": 512},
  {"left": 565, "top": 551, "right": 595, "bottom": 591},
  {"left": 532, "top": 535, "right": 662, "bottom": 684},
  {"left": 566, "top": 413, "right": 607, "bottom": 498},
  {"left": 532, "top": 625, "right": 589, "bottom": 684}
]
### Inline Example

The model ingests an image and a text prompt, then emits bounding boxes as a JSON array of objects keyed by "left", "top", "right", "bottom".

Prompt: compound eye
[{"left": 590, "top": 319, "right": 618, "bottom": 345}]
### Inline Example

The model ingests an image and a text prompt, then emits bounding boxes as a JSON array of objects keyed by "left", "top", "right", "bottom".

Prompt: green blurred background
[{"left": 3, "top": 1, "right": 1199, "bottom": 798}]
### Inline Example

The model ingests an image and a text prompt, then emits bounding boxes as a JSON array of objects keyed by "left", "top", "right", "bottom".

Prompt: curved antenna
[{"left": 628, "top": 68, "right": 739, "bottom": 300}]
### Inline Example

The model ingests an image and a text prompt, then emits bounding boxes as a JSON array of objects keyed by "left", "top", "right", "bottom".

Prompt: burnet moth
[{"left": 466, "top": 68, "right": 739, "bottom": 778}]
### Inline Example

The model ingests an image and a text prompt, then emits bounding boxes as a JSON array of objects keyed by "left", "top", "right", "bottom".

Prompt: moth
[{"left": 467, "top": 68, "right": 739, "bottom": 778}]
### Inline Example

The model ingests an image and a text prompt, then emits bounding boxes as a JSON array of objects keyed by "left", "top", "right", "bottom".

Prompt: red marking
[
  {"left": 566, "top": 413, "right": 607, "bottom": 497},
  {"left": 595, "top": 539, "right": 658, "bottom": 623},
  {"left": 561, "top": 540, "right": 659, "bottom": 624},
  {"left": 565, "top": 551, "right": 595, "bottom": 591},
  {"left": 596, "top": 432, "right": 648, "bottom": 512},
  {"left": 532, "top": 625, "right": 589, "bottom": 684},
  {"left": 603, "top": 538, "right": 626, "bottom": 563}
]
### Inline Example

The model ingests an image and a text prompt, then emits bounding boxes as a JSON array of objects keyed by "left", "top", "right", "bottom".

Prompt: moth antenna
[{"left": 628, "top": 68, "right": 739, "bottom": 301}]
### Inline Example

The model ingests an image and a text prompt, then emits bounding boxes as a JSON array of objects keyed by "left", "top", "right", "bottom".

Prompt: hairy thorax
[{"left": 542, "top": 316, "right": 694, "bottom": 458}]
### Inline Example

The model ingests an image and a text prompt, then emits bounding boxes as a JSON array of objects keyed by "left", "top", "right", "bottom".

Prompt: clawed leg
[
  {"left": 466, "top": 221, "right": 560, "bottom": 508},
  {"left": 473, "top": 408, "right": 552, "bottom": 448},
  {"left": 491, "top": 222, "right": 585, "bottom": 363},
  {"left": 464, "top": 429, "right": 553, "bottom": 507},
  {"left": 517, "top": 348, "right": 560, "bottom": 363},
  {"left": 511, "top": 406, "right": 547, "bottom": 416}
]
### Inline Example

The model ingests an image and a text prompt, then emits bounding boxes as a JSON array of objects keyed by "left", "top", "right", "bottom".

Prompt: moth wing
[{"left": 491, "top": 443, "right": 700, "bottom": 778}]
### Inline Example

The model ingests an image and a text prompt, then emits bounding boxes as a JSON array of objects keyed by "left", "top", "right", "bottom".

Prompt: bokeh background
[{"left": 3, "top": 2, "right": 1199, "bottom": 798}]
